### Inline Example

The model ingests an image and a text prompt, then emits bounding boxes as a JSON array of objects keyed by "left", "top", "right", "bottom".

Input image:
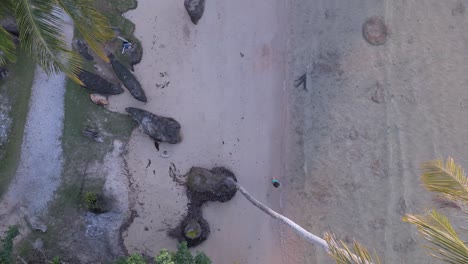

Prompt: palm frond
[
  {"left": 324, "top": 232, "right": 380, "bottom": 264},
  {"left": 14, "top": 0, "right": 82, "bottom": 84},
  {"left": 0, "top": 26, "right": 16, "bottom": 66},
  {"left": 0, "top": 0, "right": 14, "bottom": 18},
  {"left": 421, "top": 158, "right": 468, "bottom": 205},
  {"left": 55, "top": 0, "right": 114, "bottom": 62},
  {"left": 403, "top": 210, "right": 468, "bottom": 263}
]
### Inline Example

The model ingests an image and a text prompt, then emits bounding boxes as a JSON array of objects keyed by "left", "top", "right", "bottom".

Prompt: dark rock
[
  {"left": 126, "top": 42, "right": 143, "bottom": 71},
  {"left": 126, "top": 107, "right": 182, "bottom": 144},
  {"left": 186, "top": 167, "right": 237, "bottom": 204},
  {"left": 74, "top": 39, "right": 94, "bottom": 61},
  {"left": 78, "top": 70, "right": 124, "bottom": 95},
  {"left": 184, "top": 0, "right": 206, "bottom": 25},
  {"left": 109, "top": 54, "right": 147, "bottom": 102},
  {"left": 0, "top": 17, "right": 18, "bottom": 36}
]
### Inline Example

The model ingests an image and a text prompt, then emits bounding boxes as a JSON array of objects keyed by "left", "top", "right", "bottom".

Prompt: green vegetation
[
  {"left": 83, "top": 191, "right": 102, "bottom": 212},
  {"left": 155, "top": 242, "right": 211, "bottom": 264},
  {"left": 0, "top": 52, "right": 35, "bottom": 197},
  {"left": 323, "top": 158, "right": 468, "bottom": 263},
  {"left": 0, "top": 0, "right": 113, "bottom": 83},
  {"left": 116, "top": 242, "right": 211, "bottom": 264},
  {"left": 95, "top": 0, "right": 140, "bottom": 67},
  {"left": 0, "top": 225, "right": 19, "bottom": 264}
]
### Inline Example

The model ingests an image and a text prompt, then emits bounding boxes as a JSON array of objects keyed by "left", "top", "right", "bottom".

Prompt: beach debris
[
  {"left": 161, "top": 150, "right": 170, "bottom": 158},
  {"left": 146, "top": 159, "right": 151, "bottom": 168},
  {"left": 154, "top": 141, "right": 160, "bottom": 151},
  {"left": 169, "top": 166, "right": 237, "bottom": 247},
  {"left": 294, "top": 73, "right": 307, "bottom": 90},
  {"left": 126, "top": 107, "right": 182, "bottom": 144},
  {"left": 122, "top": 41, "right": 132, "bottom": 54},
  {"left": 155, "top": 81, "right": 170, "bottom": 89},
  {"left": 272, "top": 179, "right": 281, "bottom": 188},
  {"left": 89, "top": 93, "right": 109, "bottom": 106},
  {"left": 240, "top": 52, "right": 244, "bottom": 57},
  {"left": 184, "top": 0, "right": 206, "bottom": 25},
  {"left": 362, "top": 16, "right": 388, "bottom": 46},
  {"left": 82, "top": 126, "right": 103, "bottom": 142},
  {"left": 109, "top": 54, "right": 147, "bottom": 102},
  {"left": 78, "top": 70, "right": 124, "bottom": 95},
  {"left": 74, "top": 39, "right": 94, "bottom": 60}
]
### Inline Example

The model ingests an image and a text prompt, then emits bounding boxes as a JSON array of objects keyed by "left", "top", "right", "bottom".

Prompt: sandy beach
[
  {"left": 109, "top": 0, "right": 289, "bottom": 263},
  {"left": 107, "top": 0, "right": 468, "bottom": 263}
]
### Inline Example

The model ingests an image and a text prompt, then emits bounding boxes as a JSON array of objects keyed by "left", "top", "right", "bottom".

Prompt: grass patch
[
  {"left": 21, "top": 79, "right": 135, "bottom": 261},
  {"left": 0, "top": 53, "right": 35, "bottom": 197},
  {"left": 16, "top": 0, "right": 139, "bottom": 260}
]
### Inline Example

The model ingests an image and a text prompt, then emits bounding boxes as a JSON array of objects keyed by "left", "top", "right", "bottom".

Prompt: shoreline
[{"left": 113, "top": 0, "right": 290, "bottom": 262}]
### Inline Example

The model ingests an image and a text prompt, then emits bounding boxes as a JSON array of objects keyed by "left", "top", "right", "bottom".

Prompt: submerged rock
[
  {"left": 126, "top": 107, "right": 182, "bottom": 144},
  {"left": 109, "top": 54, "right": 147, "bottom": 102},
  {"left": 184, "top": 0, "right": 206, "bottom": 25},
  {"left": 78, "top": 70, "right": 124, "bottom": 95},
  {"left": 89, "top": 93, "right": 109, "bottom": 106}
]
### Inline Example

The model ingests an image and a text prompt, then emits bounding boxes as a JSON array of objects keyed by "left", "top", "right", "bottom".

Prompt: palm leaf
[
  {"left": 14, "top": 0, "right": 82, "bottom": 84},
  {"left": 421, "top": 158, "right": 468, "bottom": 206},
  {"left": 0, "top": 26, "right": 16, "bottom": 66},
  {"left": 0, "top": 0, "right": 14, "bottom": 18},
  {"left": 55, "top": 0, "right": 114, "bottom": 62},
  {"left": 403, "top": 210, "right": 468, "bottom": 263},
  {"left": 324, "top": 232, "right": 380, "bottom": 264}
]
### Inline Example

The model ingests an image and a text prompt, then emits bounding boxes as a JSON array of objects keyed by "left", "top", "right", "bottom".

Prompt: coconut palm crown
[{"left": 0, "top": 0, "right": 114, "bottom": 83}]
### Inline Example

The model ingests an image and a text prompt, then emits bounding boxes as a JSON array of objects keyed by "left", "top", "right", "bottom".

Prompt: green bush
[
  {"left": 83, "top": 191, "right": 102, "bottom": 212},
  {"left": 0, "top": 225, "right": 19, "bottom": 264},
  {"left": 155, "top": 242, "right": 211, "bottom": 264}
]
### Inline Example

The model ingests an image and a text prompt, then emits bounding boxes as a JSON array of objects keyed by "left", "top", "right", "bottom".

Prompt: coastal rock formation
[
  {"left": 170, "top": 207, "right": 210, "bottom": 247},
  {"left": 184, "top": 0, "right": 206, "bottom": 25},
  {"left": 169, "top": 166, "right": 237, "bottom": 247},
  {"left": 74, "top": 39, "right": 94, "bottom": 61},
  {"left": 109, "top": 54, "right": 147, "bottom": 102},
  {"left": 126, "top": 42, "right": 143, "bottom": 71},
  {"left": 186, "top": 167, "right": 237, "bottom": 204},
  {"left": 78, "top": 70, "right": 124, "bottom": 95},
  {"left": 125, "top": 107, "right": 182, "bottom": 144}
]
